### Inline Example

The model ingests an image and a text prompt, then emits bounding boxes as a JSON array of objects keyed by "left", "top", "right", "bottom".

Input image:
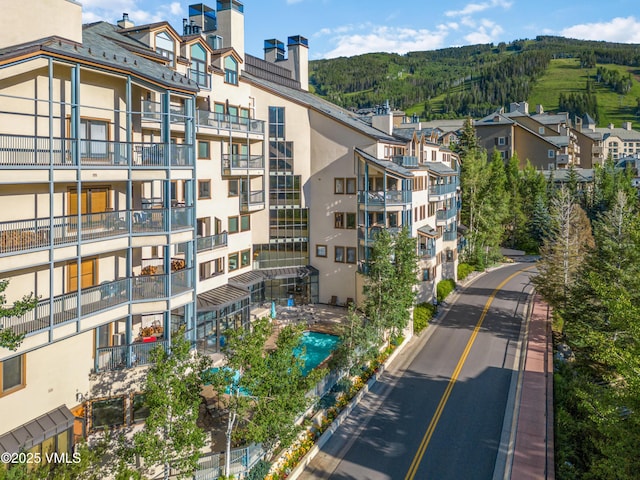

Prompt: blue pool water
[
  {"left": 208, "top": 331, "right": 340, "bottom": 392},
  {"left": 295, "top": 331, "right": 340, "bottom": 376}
]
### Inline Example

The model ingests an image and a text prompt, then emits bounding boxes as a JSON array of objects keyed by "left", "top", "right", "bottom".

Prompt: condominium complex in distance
[{"left": 0, "top": 0, "right": 460, "bottom": 456}]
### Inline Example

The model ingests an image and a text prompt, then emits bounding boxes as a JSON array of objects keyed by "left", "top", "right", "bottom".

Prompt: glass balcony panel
[
  {"left": 132, "top": 274, "right": 167, "bottom": 301},
  {"left": 196, "top": 232, "right": 228, "bottom": 252}
]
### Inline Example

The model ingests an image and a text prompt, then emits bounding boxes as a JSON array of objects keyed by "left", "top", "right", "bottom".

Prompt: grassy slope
[{"left": 524, "top": 59, "right": 640, "bottom": 127}]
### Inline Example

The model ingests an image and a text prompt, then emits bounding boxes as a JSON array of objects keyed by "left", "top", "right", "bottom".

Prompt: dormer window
[
  {"left": 155, "top": 31, "right": 175, "bottom": 66},
  {"left": 224, "top": 55, "right": 238, "bottom": 85},
  {"left": 190, "top": 44, "right": 208, "bottom": 88}
]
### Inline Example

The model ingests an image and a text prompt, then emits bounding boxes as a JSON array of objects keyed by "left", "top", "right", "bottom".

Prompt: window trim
[
  {"left": 228, "top": 179, "right": 239, "bottom": 197},
  {"left": 228, "top": 252, "right": 239, "bottom": 271},
  {"left": 197, "top": 140, "right": 210, "bottom": 159},
  {"left": 334, "top": 212, "right": 344, "bottom": 229},
  {"left": 228, "top": 216, "right": 239, "bottom": 234},
  {"left": 0, "top": 354, "right": 26, "bottom": 397},
  {"left": 240, "top": 249, "right": 251, "bottom": 268},
  {"left": 334, "top": 178, "right": 345, "bottom": 194},
  {"left": 334, "top": 246, "right": 345, "bottom": 263},
  {"left": 240, "top": 214, "right": 251, "bottom": 232},
  {"left": 346, "top": 246, "right": 357, "bottom": 264},
  {"left": 316, "top": 245, "right": 327, "bottom": 257},
  {"left": 90, "top": 396, "right": 126, "bottom": 431},
  {"left": 345, "top": 178, "right": 357, "bottom": 195},
  {"left": 346, "top": 212, "right": 357, "bottom": 229}
]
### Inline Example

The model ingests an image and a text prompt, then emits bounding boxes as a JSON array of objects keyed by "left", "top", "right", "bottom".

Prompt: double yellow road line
[{"left": 404, "top": 267, "right": 533, "bottom": 480}]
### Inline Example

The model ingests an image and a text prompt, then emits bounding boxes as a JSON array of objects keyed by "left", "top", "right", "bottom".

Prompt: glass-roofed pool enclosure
[{"left": 196, "top": 266, "right": 319, "bottom": 355}]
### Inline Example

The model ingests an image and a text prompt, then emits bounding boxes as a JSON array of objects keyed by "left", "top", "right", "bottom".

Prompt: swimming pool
[{"left": 295, "top": 331, "right": 340, "bottom": 376}]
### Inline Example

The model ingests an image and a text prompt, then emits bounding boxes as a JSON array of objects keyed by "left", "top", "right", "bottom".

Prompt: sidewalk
[{"left": 510, "top": 295, "right": 555, "bottom": 480}]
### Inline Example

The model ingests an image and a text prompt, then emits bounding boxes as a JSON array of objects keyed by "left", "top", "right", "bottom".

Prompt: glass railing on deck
[
  {"left": 429, "top": 183, "right": 458, "bottom": 196},
  {"left": 196, "top": 110, "right": 265, "bottom": 135},
  {"left": 443, "top": 231, "right": 457, "bottom": 242},
  {"left": 240, "top": 191, "right": 265, "bottom": 207},
  {"left": 222, "top": 154, "right": 265, "bottom": 170},
  {"left": 196, "top": 232, "right": 228, "bottom": 252},
  {"left": 132, "top": 274, "right": 167, "bottom": 301},
  {"left": 436, "top": 209, "right": 457, "bottom": 222},
  {"left": 95, "top": 340, "right": 169, "bottom": 372},
  {"left": 171, "top": 268, "right": 193, "bottom": 295},
  {"left": 357, "top": 190, "right": 412, "bottom": 205}
]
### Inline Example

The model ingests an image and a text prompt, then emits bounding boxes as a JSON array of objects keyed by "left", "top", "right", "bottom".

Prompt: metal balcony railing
[
  {"left": 196, "top": 232, "right": 228, "bottom": 252},
  {"left": 429, "top": 183, "right": 458, "bottom": 197},
  {"left": 0, "top": 134, "right": 193, "bottom": 167},
  {"left": 443, "top": 230, "right": 457, "bottom": 242},
  {"left": 222, "top": 154, "right": 265, "bottom": 172},
  {"left": 357, "top": 190, "right": 412, "bottom": 205},
  {"left": 240, "top": 191, "right": 265, "bottom": 212},
  {"left": 95, "top": 340, "right": 169, "bottom": 372},
  {"left": 436, "top": 209, "right": 457, "bottom": 222},
  {"left": 196, "top": 110, "right": 265, "bottom": 135},
  {"left": 141, "top": 100, "right": 186, "bottom": 124}
]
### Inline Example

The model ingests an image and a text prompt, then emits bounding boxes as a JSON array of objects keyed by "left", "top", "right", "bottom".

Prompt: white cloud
[
  {"left": 463, "top": 18, "right": 504, "bottom": 44},
  {"left": 319, "top": 24, "right": 450, "bottom": 59},
  {"left": 445, "top": 0, "right": 512, "bottom": 18},
  {"left": 561, "top": 17, "right": 640, "bottom": 43},
  {"left": 81, "top": 0, "right": 180, "bottom": 26},
  {"left": 169, "top": 2, "right": 182, "bottom": 16}
]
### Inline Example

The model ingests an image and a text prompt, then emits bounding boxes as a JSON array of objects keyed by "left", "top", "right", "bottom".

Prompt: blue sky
[{"left": 80, "top": 0, "right": 640, "bottom": 59}]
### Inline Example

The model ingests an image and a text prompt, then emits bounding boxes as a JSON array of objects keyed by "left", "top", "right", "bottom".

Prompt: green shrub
[
  {"left": 436, "top": 279, "right": 456, "bottom": 302},
  {"left": 457, "top": 263, "right": 475, "bottom": 281},
  {"left": 245, "top": 460, "right": 271, "bottom": 480},
  {"left": 413, "top": 302, "right": 436, "bottom": 334}
]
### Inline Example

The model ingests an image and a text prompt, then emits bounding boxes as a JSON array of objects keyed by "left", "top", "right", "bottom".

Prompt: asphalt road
[{"left": 300, "top": 263, "right": 535, "bottom": 480}]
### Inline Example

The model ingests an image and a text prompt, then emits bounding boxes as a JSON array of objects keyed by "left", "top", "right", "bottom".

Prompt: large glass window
[
  {"left": 80, "top": 119, "right": 108, "bottom": 158},
  {"left": 269, "top": 107, "right": 285, "bottom": 140},
  {"left": 190, "top": 44, "right": 208, "bottom": 88},
  {"left": 91, "top": 397, "right": 125, "bottom": 429},
  {"left": 224, "top": 56, "right": 238, "bottom": 85},
  {"left": 131, "top": 393, "right": 150, "bottom": 423},
  {"left": 269, "top": 175, "right": 301, "bottom": 206},
  {"left": 269, "top": 141, "right": 293, "bottom": 172},
  {"left": 155, "top": 31, "right": 175, "bottom": 66}
]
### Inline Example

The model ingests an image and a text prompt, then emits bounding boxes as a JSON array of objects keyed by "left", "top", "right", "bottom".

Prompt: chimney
[
  {"left": 536, "top": 104, "right": 544, "bottom": 114},
  {"left": 189, "top": 3, "right": 217, "bottom": 33},
  {"left": 608, "top": 123, "right": 615, "bottom": 129},
  {"left": 283, "top": 35, "right": 309, "bottom": 91},
  {"left": 117, "top": 13, "right": 134, "bottom": 29},
  {"left": 623, "top": 121, "right": 633, "bottom": 130},
  {"left": 264, "top": 39, "right": 285, "bottom": 62},
  {"left": 372, "top": 100, "right": 393, "bottom": 135},
  {"left": 216, "top": 0, "right": 244, "bottom": 62}
]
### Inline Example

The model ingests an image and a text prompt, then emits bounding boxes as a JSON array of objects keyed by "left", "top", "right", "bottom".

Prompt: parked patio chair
[{"left": 329, "top": 295, "right": 338, "bottom": 306}]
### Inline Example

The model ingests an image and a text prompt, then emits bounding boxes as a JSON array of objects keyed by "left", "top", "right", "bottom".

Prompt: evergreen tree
[
  {"left": 363, "top": 228, "right": 396, "bottom": 342},
  {"left": 504, "top": 152, "right": 527, "bottom": 248}
]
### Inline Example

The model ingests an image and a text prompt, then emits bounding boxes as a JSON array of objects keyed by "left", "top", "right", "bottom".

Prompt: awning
[
  {"left": 228, "top": 270, "right": 266, "bottom": 290},
  {"left": 418, "top": 225, "right": 439, "bottom": 237},
  {"left": 262, "top": 265, "right": 319, "bottom": 280},
  {"left": 197, "top": 284, "right": 250, "bottom": 312},
  {"left": 0, "top": 405, "right": 75, "bottom": 454}
]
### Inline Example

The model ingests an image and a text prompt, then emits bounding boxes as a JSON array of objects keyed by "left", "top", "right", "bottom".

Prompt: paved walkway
[{"left": 510, "top": 294, "right": 555, "bottom": 480}]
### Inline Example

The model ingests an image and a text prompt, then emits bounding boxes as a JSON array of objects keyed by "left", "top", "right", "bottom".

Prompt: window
[
  {"left": 228, "top": 179, "right": 239, "bottom": 197},
  {"left": 224, "top": 55, "right": 238, "bottom": 85},
  {"left": 334, "top": 246, "right": 345, "bottom": 263},
  {"left": 334, "top": 212, "right": 344, "bottom": 229},
  {"left": 548, "top": 149, "right": 555, "bottom": 159},
  {"left": 228, "top": 216, "right": 239, "bottom": 233},
  {"left": 422, "top": 269, "right": 431, "bottom": 281},
  {"left": 200, "top": 258, "right": 224, "bottom": 279},
  {"left": 240, "top": 249, "right": 251, "bottom": 267},
  {"left": 190, "top": 44, "right": 208, "bottom": 88},
  {"left": 334, "top": 178, "right": 345, "bottom": 194},
  {"left": 539, "top": 126, "right": 545, "bottom": 135},
  {"left": 198, "top": 180, "right": 211, "bottom": 199},
  {"left": 346, "top": 213, "right": 356, "bottom": 229},
  {"left": 155, "top": 31, "right": 175, "bottom": 66},
  {"left": 80, "top": 118, "right": 109, "bottom": 158},
  {"left": 229, "top": 252, "right": 239, "bottom": 271},
  {"left": 269, "top": 106, "right": 285, "bottom": 140},
  {"left": 346, "top": 247, "right": 356, "bottom": 264},
  {"left": 198, "top": 140, "right": 210, "bottom": 159},
  {"left": 91, "top": 397, "right": 125, "bottom": 429},
  {"left": 1, "top": 355, "right": 25, "bottom": 395},
  {"left": 497, "top": 136, "right": 506, "bottom": 146},
  {"left": 346, "top": 178, "right": 357, "bottom": 194},
  {"left": 131, "top": 393, "right": 149, "bottom": 424},
  {"left": 240, "top": 214, "right": 251, "bottom": 232},
  {"left": 316, "top": 245, "right": 327, "bottom": 257}
]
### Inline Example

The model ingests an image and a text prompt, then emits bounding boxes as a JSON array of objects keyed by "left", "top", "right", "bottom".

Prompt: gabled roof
[
  {"left": 355, "top": 147, "right": 413, "bottom": 177},
  {"left": 595, "top": 127, "right": 640, "bottom": 141}
]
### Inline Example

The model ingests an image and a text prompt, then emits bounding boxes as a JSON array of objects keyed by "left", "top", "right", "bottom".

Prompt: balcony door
[
  {"left": 67, "top": 257, "right": 97, "bottom": 292},
  {"left": 68, "top": 187, "right": 109, "bottom": 215}
]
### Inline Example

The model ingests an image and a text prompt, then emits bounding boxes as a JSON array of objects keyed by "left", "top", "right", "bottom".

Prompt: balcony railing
[
  {"left": 196, "top": 232, "right": 228, "bottom": 252},
  {"left": 443, "top": 230, "right": 457, "bottom": 242},
  {"left": 240, "top": 191, "right": 265, "bottom": 212},
  {"left": 392, "top": 155, "right": 419, "bottom": 167},
  {"left": 429, "top": 183, "right": 458, "bottom": 197},
  {"left": 419, "top": 247, "right": 436, "bottom": 258},
  {"left": 196, "top": 110, "right": 265, "bottom": 135},
  {"left": 222, "top": 154, "right": 265, "bottom": 173},
  {"left": 0, "top": 208, "right": 194, "bottom": 256},
  {"left": 436, "top": 209, "right": 457, "bottom": 225},
  {"left": 95, "top": 340, "right": 169, "bottom": 372},
  {"left": 2, "top": 274, "right": 194, "bottom": 337},
  {"left": 0, "top": 134, "right": 193, "bottom": 167},
  {"left": 141, "top": 100, "right": 186, "bottom": 124},
  {"left": 358, "top": 226, "right": 401, "bottom": 242},
  {"left": 357, "top": 190, "right": 412, "bottom": 206}
]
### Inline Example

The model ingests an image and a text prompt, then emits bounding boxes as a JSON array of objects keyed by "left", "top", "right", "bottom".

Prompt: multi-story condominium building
[
  {"left": 0, "top": 0, "right": 459, "bottom": 457},
  {"left": 474, "top": 101, "right": 603, "bottom": 169},
  {"left": 590, "top": 121, "right": 640, "bottom": 161}
]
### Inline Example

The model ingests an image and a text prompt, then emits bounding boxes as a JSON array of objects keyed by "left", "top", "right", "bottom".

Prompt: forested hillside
[{"left": 309, "top": 36, "right": 640, "bottom": 124}]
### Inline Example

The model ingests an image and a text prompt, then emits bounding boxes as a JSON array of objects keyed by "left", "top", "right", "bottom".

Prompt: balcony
[
  {"left": 196, "top": 232, "right": 228, "bottom": 253},
  {"left": 392, "top": 155, "right": 419, "bottom": 168},
  {"left": 436, "top": 208, "right": 457, "bottom": 226},
  {"left": 429, "top": 182, "right": 458, "bottom": 199},
  {"left": 221, "top": 154, "right": 265, "bottom": 176},
  {"left": 0, "top": 208, "right": 193, "bottom": 256},
  {"left": 443, "top": 230, "right": 457, "bottom": 242},
  {"left": 142, "top": 100, "right": 187, "bottom": 124},
  {"left": 240, "top": 190, "right": 265, "bottom": 213},
  {"left": 419, "top": 246, "right": 436, "bottom": 258},
  {"left": 358, "top": 226, "right": 401, "bottom": 242},
  {"left": 0, "top": 134, "right": 193, "bottom": 168},
  {"left": 357, "top": 190, "right": 412, "bottom": 206},
  {"left": 196, "top": 110, "right": 265, "bottom": 135},
  {"left": 2, "top": 271, "right": 194, "bottom": 338},
  {"left": 95, "top": 340, "right": 169, "bottom": 372}
]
